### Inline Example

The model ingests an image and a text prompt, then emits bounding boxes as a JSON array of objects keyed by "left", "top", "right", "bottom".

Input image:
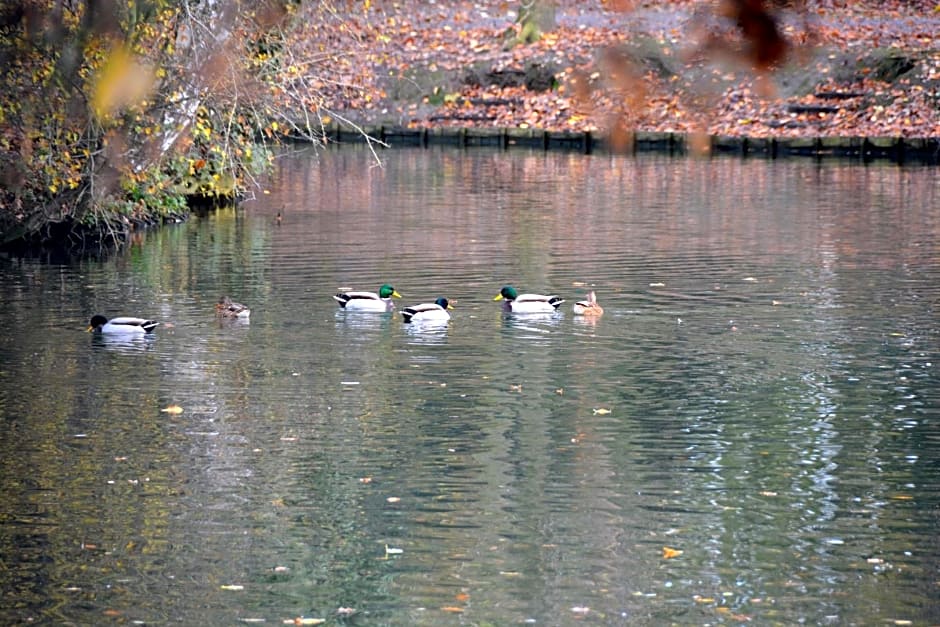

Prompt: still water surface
[{"left": 1, "top": 147, "right": 938, "bottom": 625}]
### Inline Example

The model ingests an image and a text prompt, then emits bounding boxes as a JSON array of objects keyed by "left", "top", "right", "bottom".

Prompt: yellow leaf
[
  {"left": 220, "top": 584, "right": 244, "bottom": 590},
  {"left": 440, "top": 606, "right": 464, "bottom": 613},
  {"left": 662, "top": 546, "right": 683, "bottom": 559},
  {"left": 161, "top": 405, "right": 184, "bottom": 414},
  {"left": 92, "top": 44, "right": 155, "bottom": 120},
  {"left": 592, "top": 408, "right": 611, "bottom": 415}
]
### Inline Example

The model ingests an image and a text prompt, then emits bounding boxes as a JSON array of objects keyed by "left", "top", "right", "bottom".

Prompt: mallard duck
[
  {"left": 216, "top": 295, "right": 250, "bottom": 319},
  {"left": 87, "top": 315, "right": 159, "bottom": 334},
  {"left": 572, "top": 291, "right": 604, "bottom": 316},
  {"left": 333, "top": 284, "right": 401, "bottom": 312},
  {"left": 494, "top": 285, "right": 564, "bottom": 313},
  {"left": 401, "top": 297, "right": 453, "bottom": 323}
]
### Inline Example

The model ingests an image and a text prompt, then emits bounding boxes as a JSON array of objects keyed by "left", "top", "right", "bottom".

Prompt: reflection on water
[
  {"left": 1, "top": 147, "right": 939, "bottom": 625},
  {"left": 90, "top": 332, "right": 159, "bottom": 353}
]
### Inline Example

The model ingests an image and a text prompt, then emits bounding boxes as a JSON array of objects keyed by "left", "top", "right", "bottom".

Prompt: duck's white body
[
  {"left": 88, "top": 315, "right": 159, "bottom": 334},
  {"left": 507, "top": 294, "right": 564, "bottom": 313},
  {"left": 334, "top": 291, "right": 397, "bottom": 312},
  {"left": 402, "top": 299, "right": 452, "bottom": 323}
]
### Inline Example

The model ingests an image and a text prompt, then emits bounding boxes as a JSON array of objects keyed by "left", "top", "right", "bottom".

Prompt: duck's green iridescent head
[
  {"left": 435, "top": 297, "right": 454, "bottom": 310},
  {"left": 494, "top": 285, "right": 518, "bottom": 301},
  {"left": 379, "top": 284, "right": 401, "bottom": 299}
]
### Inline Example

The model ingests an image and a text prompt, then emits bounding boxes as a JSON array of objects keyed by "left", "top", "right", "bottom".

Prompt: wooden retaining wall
[{"left": 316, "top": 124, "right": 940, "bottom": 164}]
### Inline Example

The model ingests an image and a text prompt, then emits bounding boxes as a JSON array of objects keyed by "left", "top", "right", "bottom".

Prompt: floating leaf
[
  {"left": 220, "top": 584, "right": 244, "bottom": 591},
  {"left": 161, "top": 405, "right": 184, "bottom": 414},
  {"left": 662, "top": 546, "right": 683, "bottom": 559},
  {"left": 592, "top": 408, "right": 612, "bottom": 415},
  {"left": 441, "top": 606, "right": 464, "bottom": 613},
  {"left": 385, "top": 544, "right": 403, "bottom": 555}
]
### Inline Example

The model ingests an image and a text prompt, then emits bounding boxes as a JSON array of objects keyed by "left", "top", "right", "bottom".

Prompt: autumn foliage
[{"left": 0, "top": 0, "right": 337, "bottom": 249}]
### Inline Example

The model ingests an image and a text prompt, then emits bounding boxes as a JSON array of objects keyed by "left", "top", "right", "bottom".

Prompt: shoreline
[{"left": 319, "top": 124, "right": 940, "bottom": 165}]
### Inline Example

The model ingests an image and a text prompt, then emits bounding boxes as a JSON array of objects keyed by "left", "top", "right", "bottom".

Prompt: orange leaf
[{"left": 662, "top": 546, "right": 683, "bottom": 559}]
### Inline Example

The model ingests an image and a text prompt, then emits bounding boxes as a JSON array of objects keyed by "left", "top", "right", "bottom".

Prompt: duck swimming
[
  {"left": 87, "top": 315, "right": 159, "bottom": 334},
  {"left": 333, "top": 284, "right": 402, "bottom": 312},
  {"left": 494, "top": 285, "right": 564, "bottom": 314},
  {"left": 572, "top": 291, "right": 604, "bottom": 316},
  {"left": 401, "top": 297, "right": 453, "bottom": 323},
  {"left": 216, "top": 295, "right": 250, "bottom": 319}
]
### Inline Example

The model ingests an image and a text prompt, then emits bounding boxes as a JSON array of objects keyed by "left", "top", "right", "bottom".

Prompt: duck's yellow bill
[
  {"left": 392, "top": 290, "right": 402, "bottom": 298},
  {"left": 493, "top": 294, "right": 504, "bottom": 301},
  {"left": 86, "top": 326, "right": 94, "bottom": 332}
]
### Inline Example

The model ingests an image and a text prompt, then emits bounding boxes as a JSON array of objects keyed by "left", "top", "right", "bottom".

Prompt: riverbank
[
  {"left": 319, "top": 124, "right": 940, "bottom": 164},
  {"left": 4, "top": 1, "right": 938, "bottom": 257},
  {"left": 305, "top": 1, "right": 940, "bottom": 146}
]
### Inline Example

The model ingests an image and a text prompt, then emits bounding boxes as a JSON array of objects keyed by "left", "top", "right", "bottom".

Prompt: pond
[{"left": 1, "top": 146, "right": 938, "bottom": 625}]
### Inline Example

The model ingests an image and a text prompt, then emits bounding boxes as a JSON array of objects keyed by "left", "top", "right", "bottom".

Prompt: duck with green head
[
  {"left": 333, "top": 284, "right": 402, "bottom": 312},
  {"left": 88, "top": 315, "right": 159, "bottom": 334},
  {"left": 401, "top": 297, "right": 453, "bottom": 323},
  {"left": 494, "top": 285, "right": 564, "bottom": 313}
]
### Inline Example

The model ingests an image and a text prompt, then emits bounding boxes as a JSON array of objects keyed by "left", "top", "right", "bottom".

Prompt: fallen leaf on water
[
  {"left": 759, "top": 491, "right": 778, "bottom": 497},
  {"left": 571, "top": 606, "right": 590, "bottom": 614},
  {"left": 555, "top": 388, "right": 564, "bottom": 395},
  {"left": 220, "top": 584, "right": 244, "bottom": 591},
  {"left": 284, "top": 619, "right": 325, "bottom": 626},
  {"left": 649, "top": 282, "right": 666, "bottom": 287},
  {"left": 161, "top": 404, "right": 184, "bottom": 414},
  {"left": 385, "top": 544, "right": 403, "bottom": 555},
  {"left": 743, "top": 277, "right": 758, "bottom": 282},
  {"left": 593, "top": 408, "right": 612, "bottom": 415},
  {"left": 102, "top": 609, "right": 122, "bottom": 617},
  {"left": 386, "top": 496, "right": 401, "bottom": 503},
  {"left": 694, "top": 595, "right": 715, "bottom": 603},
  {"left": 441, "top": 606, "right": 464, "bottom": 613},
  {"left": 662, "top": 546, "right": 683, "bottom": 559},
  {"left": 455, "top": 593, "right": 470, "bottom": 602},
  {"left": 336, "top": 607, "right": 356, "bottom": 616},
  {"left": 359, "top": 477, "right": 373, "bottom": 484}
]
